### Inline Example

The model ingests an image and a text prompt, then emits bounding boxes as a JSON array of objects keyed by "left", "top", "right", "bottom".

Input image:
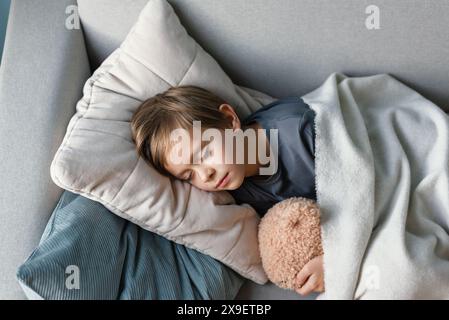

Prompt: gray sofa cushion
[{"left": 78, "top": 0, "right": 449, "bottom": 112}]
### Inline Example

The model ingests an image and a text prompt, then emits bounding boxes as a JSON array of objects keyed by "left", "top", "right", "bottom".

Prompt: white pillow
[{"left": 50, "top": 0, "right": 275, "bottom": 284}]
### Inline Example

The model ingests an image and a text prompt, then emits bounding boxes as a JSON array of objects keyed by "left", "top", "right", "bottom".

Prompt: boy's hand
[{"left": 294, "top": 255, "right": 325, "bottom": 296}]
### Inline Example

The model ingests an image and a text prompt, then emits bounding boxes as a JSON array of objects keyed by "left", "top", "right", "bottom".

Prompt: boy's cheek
[{"left": 227, "top": 169, "right": 245, "bottom": 190}]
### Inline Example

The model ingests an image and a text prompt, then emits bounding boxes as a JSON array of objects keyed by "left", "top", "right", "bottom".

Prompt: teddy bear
[{"left": 258, "top": 197, "right": 324, "bottom": 291}]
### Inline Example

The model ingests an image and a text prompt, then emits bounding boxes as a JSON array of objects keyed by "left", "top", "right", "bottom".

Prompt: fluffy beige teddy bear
[{"left": 258, "top": 197, "right": 324, "bottom": 290}]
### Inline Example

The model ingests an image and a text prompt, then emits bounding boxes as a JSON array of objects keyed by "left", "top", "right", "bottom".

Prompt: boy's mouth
[{"left": 216, "top": 173, "right": 229, "bottom": 189}]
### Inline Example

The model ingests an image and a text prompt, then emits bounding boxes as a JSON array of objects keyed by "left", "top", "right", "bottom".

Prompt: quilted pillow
[{"left": 50, "top": 0, "right": 275, "bottom": 284}]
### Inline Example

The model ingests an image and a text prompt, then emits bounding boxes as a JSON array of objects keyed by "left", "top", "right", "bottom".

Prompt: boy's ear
[{"left": 218, "top": 104, "right": 241, "bottom": 130}]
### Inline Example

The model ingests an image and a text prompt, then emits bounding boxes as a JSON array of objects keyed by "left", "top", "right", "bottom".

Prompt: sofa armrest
[{"left": 0, "top": 0, "right": 91, "bottom": 299}]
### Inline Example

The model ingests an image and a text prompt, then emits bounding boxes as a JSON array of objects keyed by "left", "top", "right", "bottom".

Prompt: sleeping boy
[{"left": 130, "top": 85, "right": 324, "bottom": 296}]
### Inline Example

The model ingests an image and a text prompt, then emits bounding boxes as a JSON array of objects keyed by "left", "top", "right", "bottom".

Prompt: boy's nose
[{"left": 199, "top": 167, "right": 215, "bottom": 182}]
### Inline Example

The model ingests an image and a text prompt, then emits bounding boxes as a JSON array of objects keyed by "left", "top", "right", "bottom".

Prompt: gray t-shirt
[{"left": 228, "top": 96, "right": 316, "bottom": 217}]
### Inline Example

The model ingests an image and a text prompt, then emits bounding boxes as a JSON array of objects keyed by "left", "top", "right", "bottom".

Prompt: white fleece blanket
[{"left": 301, "top": 72, "right": 449, "bottom": 299}]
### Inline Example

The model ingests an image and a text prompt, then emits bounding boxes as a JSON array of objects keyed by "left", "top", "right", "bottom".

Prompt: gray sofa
[{"left": 1, "top": 0, "right": 448, "bottom": 300}]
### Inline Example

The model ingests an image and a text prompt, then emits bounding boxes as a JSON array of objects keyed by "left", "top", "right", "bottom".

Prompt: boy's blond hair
[{"left": 130, "top": 85, "right": 232, "bottom": 177}]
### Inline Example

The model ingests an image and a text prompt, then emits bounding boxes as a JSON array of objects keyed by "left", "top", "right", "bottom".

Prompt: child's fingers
[
  {"left": 295, "top": 265, "right": 313, "bottom": 288},
  {"left": 296, "top": 274, "right": 318, "bottom": 296}
]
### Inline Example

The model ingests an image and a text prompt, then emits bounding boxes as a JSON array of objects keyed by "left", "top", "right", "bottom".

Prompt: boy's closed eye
[
  {"left": 185, "top": 145, "right": 220, "bottom": 184},
  {"left": 182, "top": 145, "right": 212, "bottom": 182}
]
